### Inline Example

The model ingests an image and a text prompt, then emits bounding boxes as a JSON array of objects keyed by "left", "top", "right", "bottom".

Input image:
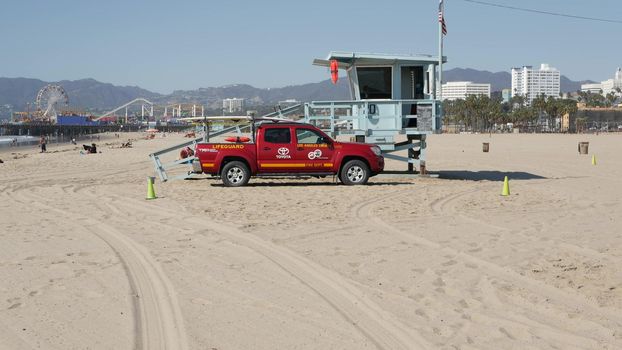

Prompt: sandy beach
[{"left": 1, "top": 132, "right": 621, "bottom": 349}]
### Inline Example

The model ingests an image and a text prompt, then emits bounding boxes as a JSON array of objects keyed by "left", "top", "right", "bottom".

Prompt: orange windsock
[{"left": 330, "top": 59, "right": 339, "bottom": 84}]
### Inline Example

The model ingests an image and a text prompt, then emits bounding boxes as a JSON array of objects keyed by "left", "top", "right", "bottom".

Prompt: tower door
[
  {"left": 401, "top": 66, "right": 424, "bottom": 127},
  {"left": 400, "top": 66, "right": 424, "bottom": 100}
]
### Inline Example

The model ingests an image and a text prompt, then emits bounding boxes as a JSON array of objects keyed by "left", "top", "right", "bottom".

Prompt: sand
[{"left": 0, "top": 131, "right": 621, "bottom": 349}]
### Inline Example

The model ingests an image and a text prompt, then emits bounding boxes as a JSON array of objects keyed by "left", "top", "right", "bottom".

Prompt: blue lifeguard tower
[
  {"left": 149, "top": 51, "right": 446, "bottom": 181},
  {"left": 304, "top": 51, "right": 446, "bottom": 173}
]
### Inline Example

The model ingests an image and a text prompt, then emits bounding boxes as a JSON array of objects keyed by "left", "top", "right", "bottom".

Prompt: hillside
[
  {"left": 0, "top": 77, "right": 350, "bottom": 116},
  {"left": 162, "top": 79, "right": 350, "bottom": 109},
  {"left": 0, "top": 68, "right": 595, "bottom": 119},
  {"left": 0, "top": 77, "right": 159, "bottom": 112}
]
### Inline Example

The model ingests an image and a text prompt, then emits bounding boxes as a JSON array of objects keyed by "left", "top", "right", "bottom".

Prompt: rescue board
[{"left": 224, "top": 136, "right": 251, "bottom": 143}]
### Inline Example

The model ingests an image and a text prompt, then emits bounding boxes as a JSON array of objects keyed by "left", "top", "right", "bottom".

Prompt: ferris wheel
[{"left": 36, "top": 84, "right": 68, "bottom": 119}]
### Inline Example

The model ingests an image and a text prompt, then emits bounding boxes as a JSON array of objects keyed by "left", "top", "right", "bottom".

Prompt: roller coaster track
[{"left": 95, "top": 98, "right": 154, "bottom": 120}]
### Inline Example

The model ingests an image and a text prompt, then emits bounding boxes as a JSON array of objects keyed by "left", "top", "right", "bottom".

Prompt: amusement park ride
[
  {"left": 95, "top": 98, "right": 155, "bottom": 123},
  {"left": 27, "top": 84, "right": 70, "bottom": 122},
  {"left": 12, "top": 84, "right": 82, "bottom": 123}
]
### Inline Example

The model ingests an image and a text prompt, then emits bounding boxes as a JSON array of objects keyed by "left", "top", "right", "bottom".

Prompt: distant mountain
[
  {"left": 162, "top": 79, "right": 349, "bottom": 109},
  {"left": 0, "top": 78, "right": 48, "bottom": 110},
  {"left": 0, "top": 68, "right": 595, "bottom": 119},
  {"left": 444, "top": 68, "right": 594, "bottom": 93},
  {"left": 0, "top": 77, "right": 160, "bottom": 112},
  {"left": 58, "top": 79, "right": 160, "bottom": 110},
  {"left": 0, "top": 77, "right": 349, "bottom": 115},
  {"left": 559, "top": 76, "right": 595, "bottom": 94}
]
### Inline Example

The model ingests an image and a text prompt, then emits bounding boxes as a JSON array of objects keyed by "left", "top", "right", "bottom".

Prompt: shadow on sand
[
  {"left": 185, "top": 175, "right": 413, "bottom": 187},
  {"left": 210, "top": 181, "right": 413, "bottom": 187},
  {"left": 186, "top": 172, "right": 546, "bottom": 184},
  {"left": 438, "top": 170, "right": 547, "bottom": 181}
]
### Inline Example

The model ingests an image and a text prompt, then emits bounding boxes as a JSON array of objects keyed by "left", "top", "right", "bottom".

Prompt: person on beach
[
  {"left": 82, "top": 143, "right": 97, "bottom": 154},
  {"left": 39, "top": 135, "right": 46, "bottom": 153}
]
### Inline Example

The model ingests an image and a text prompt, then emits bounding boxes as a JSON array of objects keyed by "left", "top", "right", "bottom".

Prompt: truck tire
[
  {"left": 221, "top": 161, "right": 250, "bottom": 187},
  {"left": 339, "top": 160, "right": 370, "bottom": 185}
]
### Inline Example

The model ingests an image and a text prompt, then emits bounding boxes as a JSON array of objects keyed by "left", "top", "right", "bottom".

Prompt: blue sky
[{"left": 0, "top": 0, "right": 620, "bottom": 93}]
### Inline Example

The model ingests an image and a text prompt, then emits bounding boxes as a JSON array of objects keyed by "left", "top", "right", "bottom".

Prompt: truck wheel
[
  {"left": 221, "top": 161, "right": 250, "bottom": 187},
  {"left": 340, "top": 160, "right": 370, "bottom": 185}
]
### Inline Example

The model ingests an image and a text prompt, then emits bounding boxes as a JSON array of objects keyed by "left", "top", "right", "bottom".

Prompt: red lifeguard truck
[{"left": 194, "top": 120, "right": 384, "bottom": 187}]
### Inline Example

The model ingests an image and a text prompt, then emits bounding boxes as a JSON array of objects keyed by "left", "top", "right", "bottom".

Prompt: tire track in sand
[
  {"left": 429, "top": 183, "right": 608, "bottom": 260},
  {"left": 87, "top": 188, "right": 431, "bottom": 350},
  {"left": 11, "top": 187, "right": 189, "bottom": 350},
  {"left": 351, "top": 189, "right": 620, "bottom": 347},
  {"left": 353, "top": 189, "right": 622, "bottom": 327}
]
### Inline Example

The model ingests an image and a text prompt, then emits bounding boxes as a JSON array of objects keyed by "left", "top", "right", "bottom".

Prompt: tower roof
[{"left": 313, "top": 51, "right": 447, "bottom": 69}]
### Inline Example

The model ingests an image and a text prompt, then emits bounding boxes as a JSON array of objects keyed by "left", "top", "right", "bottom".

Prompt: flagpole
[{"left": 438, "top": 1, "right": 444, "bottom": 102}]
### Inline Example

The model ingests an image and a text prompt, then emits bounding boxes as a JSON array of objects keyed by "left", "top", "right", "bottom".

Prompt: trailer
[{"left": 148, "top": 105, "right": 301, "bottom": 182}]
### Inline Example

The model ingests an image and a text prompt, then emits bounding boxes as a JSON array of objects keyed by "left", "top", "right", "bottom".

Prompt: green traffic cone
[
  {"left": 501, "top": 176, "right": 510, "bottom": 196},
  {"left": 146, "top": 177, "right": 157, "bottom": 200}
]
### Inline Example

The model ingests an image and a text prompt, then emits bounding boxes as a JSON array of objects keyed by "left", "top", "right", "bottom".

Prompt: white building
[
  {"left": 438, "top": 81, "right": 491, "bottom": 101},
  {"left": 222, "top": 98, "right": 245, "bottom": 113},
  {"left": 278, "top": 99, "right": 300, "bottom": 107},
  {"left": 582, "top": 68, "right": 622, "bottom": 95},
  {"left": 511, "top": 64, "right": 561, "bottom": 103},
  {"left": 580, "top": 83, "right": 603, "bottom": 94}
]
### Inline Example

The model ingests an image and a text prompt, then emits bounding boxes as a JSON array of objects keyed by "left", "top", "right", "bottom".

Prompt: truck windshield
[{"left": 296, "top": 129, "right": 326, "bottom": 144}]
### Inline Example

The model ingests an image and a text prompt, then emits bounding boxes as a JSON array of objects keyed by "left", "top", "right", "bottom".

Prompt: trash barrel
[
  {"left": 578, "top": 142, "right": 589, "bottom": 155},
  {"left": 483, "top": 142, "right": 490, "bottom": 153}
]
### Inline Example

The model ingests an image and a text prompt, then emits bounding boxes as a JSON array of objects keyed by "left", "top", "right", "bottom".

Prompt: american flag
[{"left": 439, "top": 0, "right": 447, "bottom": 35}]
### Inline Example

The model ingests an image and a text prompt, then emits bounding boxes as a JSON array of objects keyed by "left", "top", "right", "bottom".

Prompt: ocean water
[{"left": 0, "top": 135, "right": 38, "bottom": 148}]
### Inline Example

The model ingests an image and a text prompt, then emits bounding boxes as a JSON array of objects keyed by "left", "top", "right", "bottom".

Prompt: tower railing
[{"left": 303, "top": 99, "right": 439, "bottom": 139}]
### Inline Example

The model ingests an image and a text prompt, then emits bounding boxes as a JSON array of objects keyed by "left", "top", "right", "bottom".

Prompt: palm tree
[
  {"left": 560, "top": 99, "right": 578, "bottom": 132},
  {"left": 544, "top": 97, "right": 562, "bottom": 132},
  {"left": 576, "top": 117, "right": 588, "bottom": 133},
  {"left": 605, "top": 92, "right": 617, "bottom": 108},
  {"left": 510, "top": 94, "right": 525, "bottom": 108},
  {"left": 531, "top": 94, "right": 547, "bottom": 130}
]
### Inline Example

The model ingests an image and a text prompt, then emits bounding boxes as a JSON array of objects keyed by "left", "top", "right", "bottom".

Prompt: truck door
[
  {"left": 294, "top": 128, "right": 335, "bottom": 172},
  {"left": 256, "top": 126, "right": 303, "bottom": 173}
]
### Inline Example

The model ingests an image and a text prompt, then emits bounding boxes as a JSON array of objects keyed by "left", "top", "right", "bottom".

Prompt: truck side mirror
[{"left": 320, "top": 137, "right": 334, "bottom": 149}]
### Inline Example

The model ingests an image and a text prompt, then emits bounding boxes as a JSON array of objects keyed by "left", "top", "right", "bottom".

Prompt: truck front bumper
[{"left": 371, "top": 156, "right": 384, "bottom": 175}]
